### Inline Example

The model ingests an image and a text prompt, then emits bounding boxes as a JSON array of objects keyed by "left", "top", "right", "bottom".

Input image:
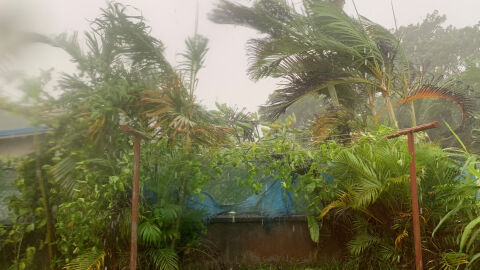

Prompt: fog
[{"left": 1, "top": 0, "right": 479, "bottom": 111}]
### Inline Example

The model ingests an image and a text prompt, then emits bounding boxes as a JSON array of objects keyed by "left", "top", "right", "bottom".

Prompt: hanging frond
[
  {"left": 51, "top": 156, "right": 78, "bottom": 194},
  {"left": 311, "top": 112, "right": 338, "bottom": 143},
  {"left": 141, "top": 76, "right": 231, "bottom": 147},
  {"left": 399, "top": 84, "right": 475, "bottom": 121}
]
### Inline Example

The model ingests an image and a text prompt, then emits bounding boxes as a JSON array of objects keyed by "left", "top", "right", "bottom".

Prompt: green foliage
[
  {"left": 309, "top": 129, "right": 480, "bottom": 269},
  {"left": 147, "top": 248, "right": 179, "bottom": 270},
  {"left": 396, "top": 11, "right": 480, "bottom": 151},
  {"left": 64, "top": 249, "right": 105, "bottom": 270},
  {"left": 211, "top": 0, "right": 401, "bottom": 125},
  {"left": 212, "top": 102, "right": 260, "bottom": 142},
  {"left": 2, "top": 1, "right": 480, "bottom": 270},
  {"left": 307, "top": 216, "right": 321, "bottom": 243},
  {"left": 1, "top": 2, "right": 222, "bottom": 269}
]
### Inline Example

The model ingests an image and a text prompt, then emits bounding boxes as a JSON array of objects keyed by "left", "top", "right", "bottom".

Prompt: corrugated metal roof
[{"left": 0, "top": 127, "right": 49, "bottom": 138}]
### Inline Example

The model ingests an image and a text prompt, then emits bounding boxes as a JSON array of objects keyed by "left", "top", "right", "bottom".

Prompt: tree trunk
[
  {"left": 408, "top": 101, "right": 417, "bottom": 127},
  {"left": 367, "top": 88, "right": 377, "bottom": 123},
  {"left": 170, "top": 179, "right": 186, "bottom": 250},
  {"left": 34, "top": 131, "right": 54, "bottom": 269},
  {"left": 384, "top": 95, "right": 398, "bottom": 128},
  {"left": 328, "top": 85, "right": 340, "bottom": 107}
]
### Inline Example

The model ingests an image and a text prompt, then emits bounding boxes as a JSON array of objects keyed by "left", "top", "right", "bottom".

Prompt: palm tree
[
  {"left": 319, "top": 135, "right": 480, "bottom": 268},
  {"left": 140, "top": 24, "right": 230, "bottom": 251},
  {"left": 211, "top": 0, "right": 473, "bottom": 131},
  {"left": 211, "top": 0, "right": 403, "bottom": 127},
  {"left": 30, "top": 3, "right": 185, "bottom": 268},
  {"left": 141, "top": 34, "right": 230, "bottom": 151}
]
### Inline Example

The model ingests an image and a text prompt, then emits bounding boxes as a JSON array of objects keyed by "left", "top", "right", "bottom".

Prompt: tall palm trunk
[
  {"left": 171, "top": 130, "right": 192, "bottom": 250},
  {"left": 384, "top": 95, "right": 398, "bottom": 128},
  {"left": 367, "top": 88, "right": 377, "bottom": 123},
  {"left": 328, "top": 85, "right": 340, "bottom": 107},
  {"left": 34, "top": 124, "right": 54, "bottom": 268},
  {"left": 408, "top": 101, "right": 416, "bottom": 127},
  {"left": 403, "top": 85, "right": 417, "bottom": 127},
  {"left": 170, "top": 179, "right": 186, "bottom": 249}
]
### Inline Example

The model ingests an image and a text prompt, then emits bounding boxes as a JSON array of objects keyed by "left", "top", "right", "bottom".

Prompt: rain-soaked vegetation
[{"left": 0, "top": 0, "right": 480, "bottom": 269}]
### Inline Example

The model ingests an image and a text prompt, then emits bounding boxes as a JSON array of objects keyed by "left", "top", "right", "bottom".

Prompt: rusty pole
[
  {"left": 387, "top": 121, "right": 440, "bottom": 270},
  {"left": 122, "top": 125, "right": 150, "bottom": 270}
]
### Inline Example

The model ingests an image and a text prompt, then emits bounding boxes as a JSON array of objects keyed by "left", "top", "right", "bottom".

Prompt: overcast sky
[{"left": 1, "top": 0, "right": 480, "bottom": 112}]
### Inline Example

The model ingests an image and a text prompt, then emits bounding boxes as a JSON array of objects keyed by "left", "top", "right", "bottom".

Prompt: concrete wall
[
  {"left": 0, "top": 136, "right": 35, "bottom": 158},
  {"left": 185, "top": 215, "right": 343, "bottom": 269}
]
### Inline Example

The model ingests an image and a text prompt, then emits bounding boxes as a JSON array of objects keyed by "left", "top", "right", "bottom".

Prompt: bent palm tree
[
  {"left": 211, "top": 0, "right": 473, "bottom": 130},
  {"left": 211, "top": 0, "right": 402, "bottom": 127}
]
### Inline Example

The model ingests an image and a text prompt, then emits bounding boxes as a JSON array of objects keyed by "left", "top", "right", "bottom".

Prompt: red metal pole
[
  {"left": 407, "top": 132, "right": 423, "bottom": 270},
  {"left": 129, "top": 134, "right": 140, "bottom": 270},
  {"left": 387, "top": 121, "right": 439, "bottom": 270}
]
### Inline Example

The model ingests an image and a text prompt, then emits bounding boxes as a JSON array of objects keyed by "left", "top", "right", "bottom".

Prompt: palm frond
[
  {"left": 399, "top": 84, "right": 475, "bottom": 121},
  {"left": 178, "top": 34, "right": 209, "bottom": 91},
  {"left": 460, "top": 215, "right": 480, "bottom": 253},
  {"left": 51, "top": 156, "right": 78, "bottom": 194},
  {"left": 147, "top": 248, "right": 179, "bottom": 270},
  {"left": 64, "top": 249, "right": 106, "bottom": 270},
  {"left": 141, "top": 77, "right": 231, "bottom": 147},
  {"left": 347, "top": 233, "right": 381, "bottom": 256},
  {"left": 437, "top": 252, "right": 469, "bottom": 270},
  {"left": 139, "top": 221, "right": 163, "bottom": 246}
]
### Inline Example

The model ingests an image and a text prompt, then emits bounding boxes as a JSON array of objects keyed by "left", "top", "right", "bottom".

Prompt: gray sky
[{"left": 1, "top": 0, "right": 480, "bottom": 112}]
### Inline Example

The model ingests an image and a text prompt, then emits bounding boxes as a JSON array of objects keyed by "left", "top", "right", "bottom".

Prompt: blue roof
[{"left": 0, "top": 127, "right": 49, "bottom": 137}]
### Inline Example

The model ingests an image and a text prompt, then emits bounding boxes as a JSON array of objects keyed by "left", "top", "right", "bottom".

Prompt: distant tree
[
  {"left": 398, "top": 11, "right": 480, "bottom": 77},
  {"left": 396, "top": 12, "right": 480, "bottom": 151}
]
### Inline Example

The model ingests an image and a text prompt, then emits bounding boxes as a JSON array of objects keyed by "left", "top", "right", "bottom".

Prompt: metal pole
[
  {"left": 129, "top": 134, "right": 140, "bottom": 270},
  {"left": 407, "top": 132, "right": 423, "bottom": 270},
  {"left": 387, "top": 121, "right": 439, "bottom": 270}
]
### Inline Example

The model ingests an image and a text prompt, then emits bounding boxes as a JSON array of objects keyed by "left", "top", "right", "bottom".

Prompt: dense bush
[{"left": 1, "top": 1, "right": 480, "bottom": 270}]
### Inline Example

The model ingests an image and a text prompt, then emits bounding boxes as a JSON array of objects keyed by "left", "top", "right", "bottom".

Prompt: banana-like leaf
[
  {"left": 460, "top": 216, "right": 480, "bottom": 252},
  {"left": 307, "top": 216, "right": 321, "bottom": 243}
]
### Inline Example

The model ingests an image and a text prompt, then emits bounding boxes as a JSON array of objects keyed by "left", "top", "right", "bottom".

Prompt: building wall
[{"left": 0, "top": 136, "right": 35, "bottom": 158}]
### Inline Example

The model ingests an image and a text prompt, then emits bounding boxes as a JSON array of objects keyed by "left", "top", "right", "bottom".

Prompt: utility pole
[
  {"left": 387, "top": 121, "right": 440, "bottom": 270},
  {"left": 122, "top": 125, "right": 150, "bottom": 270}
]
